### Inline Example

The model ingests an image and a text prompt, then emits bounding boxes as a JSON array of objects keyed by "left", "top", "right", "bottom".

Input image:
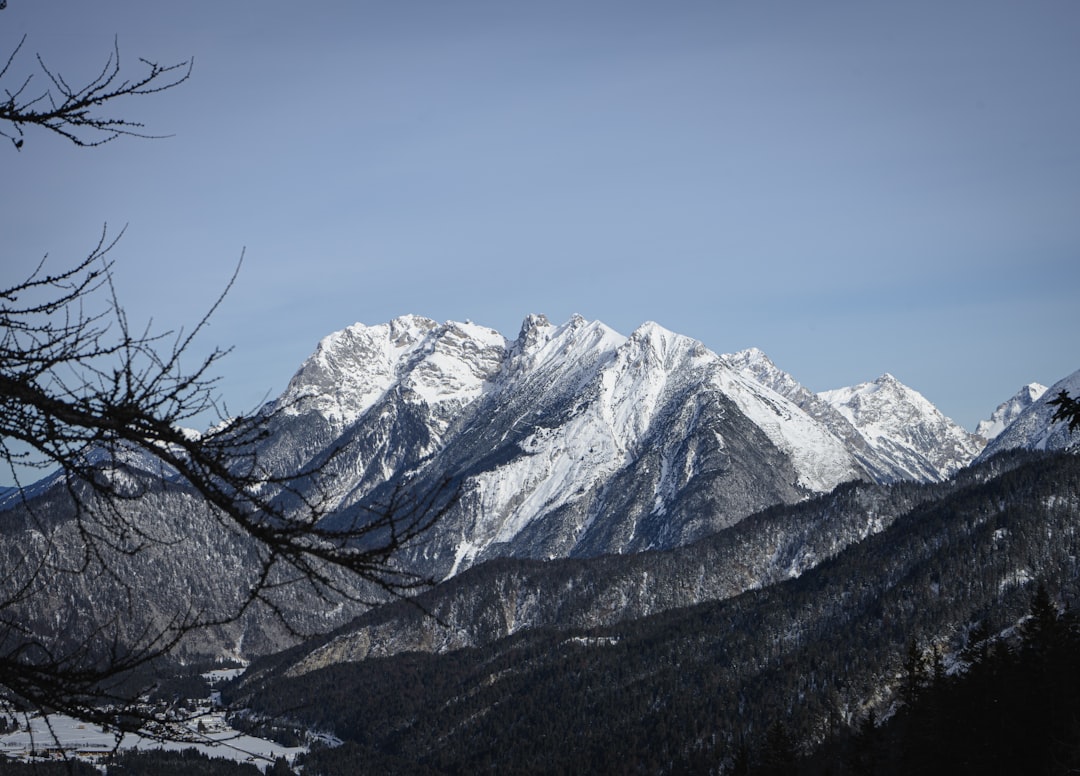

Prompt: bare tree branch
[
  {"left": 0, "top": 233, "right": 452, "bottom": 739},
  {"left": 0, "top": 16, "right": 448, "bottom": 750},
  {"left": 0, "top": 35, "right": 192, "bottom": 149}
]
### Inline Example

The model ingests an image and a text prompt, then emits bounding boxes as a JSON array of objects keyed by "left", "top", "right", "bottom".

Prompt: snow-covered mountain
[
  {"left": 8, "top": 312, "right": 1051, "bottom": 669},
  {"left": 978, "top": 370, "right": 1080, "bottom": 460},
  {"left": 278, "top": 314, "right": 505, "bottom": 437},
  {"left": 975, "top": 383, "right": 1048, "bottom": 440},
  {"left": 259, "top": 314, "right": 871, "bottom": 580},
  {"left": 817, "top": 373, "right": 986, "bottom": 482},
  {"left": 723, "top": 349, "right": 984, "bottom": 483}
]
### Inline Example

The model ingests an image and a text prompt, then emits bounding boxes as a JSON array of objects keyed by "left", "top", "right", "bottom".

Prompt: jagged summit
[
  {"left": 279, "top": 315, "right": 507, "bottom": 425},
  {"left": 516, "top": 312, "right": 552, "bottom": 347},
  {"left": 279, "top": 315, "right": 439, "bottom": 428},
  {"left": 976, "top": 383, "right": 1048, "bottom": 440},
  {"left": 257, "top": 315, "right": 878, "bottom": 578}
]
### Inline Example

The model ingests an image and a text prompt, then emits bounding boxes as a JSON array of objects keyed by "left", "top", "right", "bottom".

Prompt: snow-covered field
[{"left": 0, "top": 710, "right": 305, "bottom": 769}]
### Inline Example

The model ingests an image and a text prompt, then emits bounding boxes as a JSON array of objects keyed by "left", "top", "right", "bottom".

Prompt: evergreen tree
[
  {"left": 266, "top": 758, "right": 296, "bottom": 776},
  {"left": 1049, "top": 390, "right": 1080, "bottom": 432},
  {"left": 847, "top": 710, "right": 878, "bottom": 776},
  {"left": 758, "top": 720, "right": 798, "bottom": 776},
  {"left": 899, "top": 638, "right": 927, "bottom": 709},
  {"left": 958, "top": 621, "right": 992, "bottom": 667},
  {"left": 1020, "top": 582, "right": 1060, "bottom": 658}
]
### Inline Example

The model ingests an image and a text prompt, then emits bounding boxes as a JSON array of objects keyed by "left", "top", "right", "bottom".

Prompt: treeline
[
  {"left": 0, "top": 761, "right": 98, "bottom": 775},
  {"left": 106, "top": 748, "right": 267, "bottom": 775}
]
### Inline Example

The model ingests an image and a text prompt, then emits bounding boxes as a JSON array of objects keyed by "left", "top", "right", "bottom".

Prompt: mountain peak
[
  {"left": 517, "top": 312, "right": 552, "bottom": 339},
  {"left": 279, "top": 317, "right": 435, "bottom": 427},
  {"left": 978, "top": 370, "right": 1080, "bottom": 459},
  {"left": 737, "top": 346, "right": 771, "bottom": 364},
  {"left": 975, "top": 383, "right": 1048, "bottom": 440},
  {"left": 819, "top": 374, "right": 984, "bottom": 482},
  {"left": 629, "top": 319, "right": 679, "bottom": 351}
]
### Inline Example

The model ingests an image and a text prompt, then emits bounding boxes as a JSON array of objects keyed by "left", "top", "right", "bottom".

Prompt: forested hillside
[
  {"left": 229, "top": 450, "right": 1080, "bottom": 774},
  {"left": 802, "top": 582, "right": 1080, "bottom": 775}
]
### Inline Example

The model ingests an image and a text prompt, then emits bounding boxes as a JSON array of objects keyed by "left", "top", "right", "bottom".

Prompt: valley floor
[{"left": 0, "top": 708, "right": 304, "bottom": 770}]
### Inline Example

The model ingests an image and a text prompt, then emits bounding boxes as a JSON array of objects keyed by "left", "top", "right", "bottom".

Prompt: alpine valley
[{"left": 3, "top": 314, "right": 1079, "bottom": 774}]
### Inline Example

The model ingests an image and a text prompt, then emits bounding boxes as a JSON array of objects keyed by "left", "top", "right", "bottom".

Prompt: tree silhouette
[
  {"left": 1049, "top": 390, "right": 1080, "bottom": 433},
  {"left": 0, "top": 24, "right": 449, "bottom": 741},
  {"left": 0, "top": 33, "right": 191, "bottom": 149},
  {"left": 757, "top": 720, "right": 798, "bottom": 776}
]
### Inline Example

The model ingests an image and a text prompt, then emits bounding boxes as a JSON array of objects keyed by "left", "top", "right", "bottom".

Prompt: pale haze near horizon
[{"left": 3, "top": 1, "right": 1078, "bottom": 484}]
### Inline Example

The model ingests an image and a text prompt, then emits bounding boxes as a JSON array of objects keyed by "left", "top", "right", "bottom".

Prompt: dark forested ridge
[
  {"left": 236, "top": 449, "right": 1036, "bottom": 684},
  {"left": 226, "top": 450, "right": 1080, "bottom": 774}
]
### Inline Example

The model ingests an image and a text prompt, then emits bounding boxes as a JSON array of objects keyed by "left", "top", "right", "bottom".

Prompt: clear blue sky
[{"left": 4, "top": 1, "right": 1079, "bottom": 436}]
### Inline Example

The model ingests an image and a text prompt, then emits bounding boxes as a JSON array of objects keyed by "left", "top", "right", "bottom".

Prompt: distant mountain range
[
  {"left": 258, "top": 314, "right": 996, "bottom": 583},
  {"left": 2, "top": 314, "right": 1076, "bottom": 670}
]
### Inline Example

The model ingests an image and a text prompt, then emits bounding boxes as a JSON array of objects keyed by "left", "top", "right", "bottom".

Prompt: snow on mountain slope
[
  {"left": 725, "top": 349, "right": 888, "bottom": 482},
  {"left": 256, "top": 315, "right": 875, "bottom": 579},
  {"left": 723, "top": 349, "right": 983, "bottom": 483},
  {"left": 441, "top": 321, "right": 867, "bottom": 572},
  {"left": 499, "top": 322, "right": 863, "bottom": 496},
  {"left": 818, "top": 374, "right": 985, "bottom": 482},
  {"left": 975, "top": 383, "right": 1048, "bottom": 440},
  {"left": 445, "top": 318, "right": 637, "bottom": 570},
  {"left": 709, "top": 358, "right": 864, "bottom": 493},
  {"left": 978, "top": 369, "right": 1080, "bottom": 459}
]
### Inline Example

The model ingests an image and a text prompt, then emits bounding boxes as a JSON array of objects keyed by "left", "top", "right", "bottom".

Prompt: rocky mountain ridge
[
  {"left": 721, "top": 348, "right": 985, "bottom": 482},
  {"left": 254, "top": 314, "right": 993, "bottom": 583},
  {"left": 3, "top": 313, "right": 1074, "bottom": 669}
]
